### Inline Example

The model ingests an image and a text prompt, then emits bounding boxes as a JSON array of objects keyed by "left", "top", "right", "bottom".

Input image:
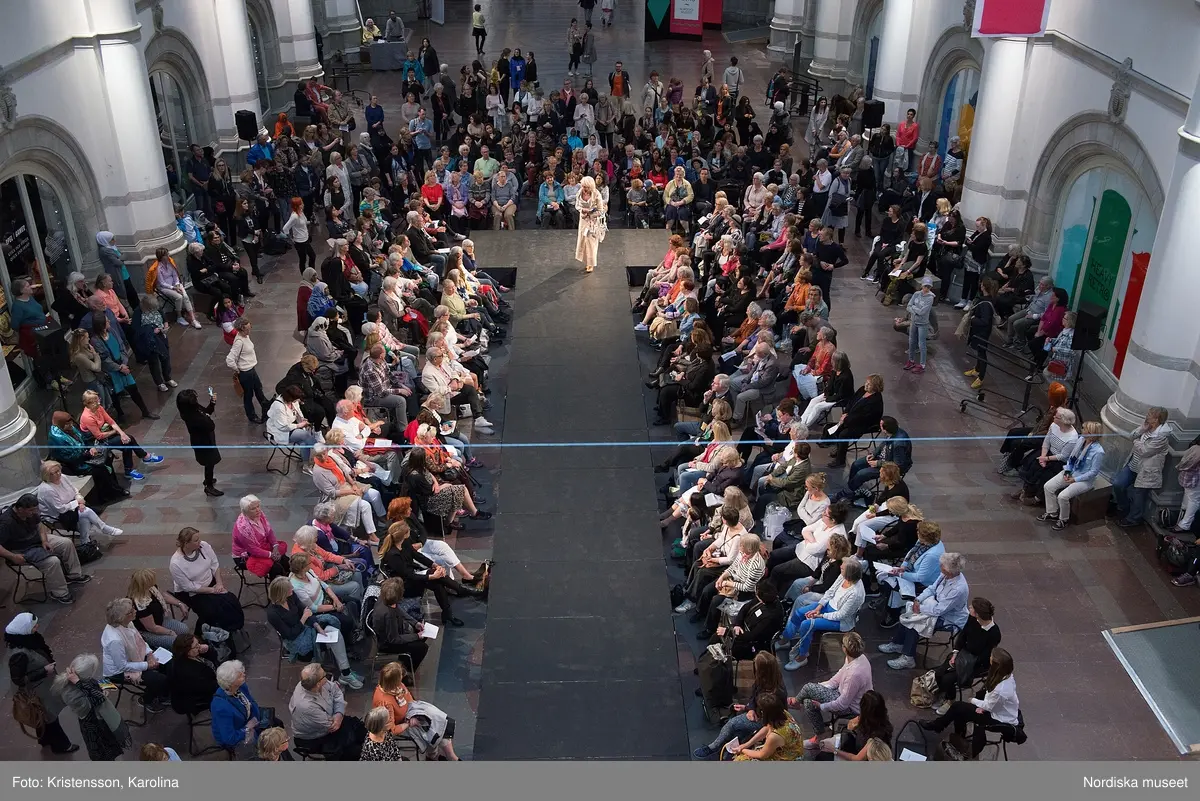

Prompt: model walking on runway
[{"left": 574, "top": 175, "right": 606, "bottom": 274}]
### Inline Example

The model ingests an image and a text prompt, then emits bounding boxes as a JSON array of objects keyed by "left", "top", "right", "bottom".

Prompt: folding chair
[
  {"left": 264, "top": 429, "right": 303, "bottom": 476},
  {"left": 4, "top": 559, "right": 48, "bottom": 605},
  {"left": 363, "top": 608, "right": 416, "bottom": 677},
  {"left": 977, "top": 710, "right": 1027, "bottom": 761},
  {"left": 917, "top": 623, "right": 960, "bottom": 669},
  {"left": 232, "top": 556, "right": 270, "bottom": 609},
  {"left": 113, "top": 680, "right": 149, "bottom": 727}
]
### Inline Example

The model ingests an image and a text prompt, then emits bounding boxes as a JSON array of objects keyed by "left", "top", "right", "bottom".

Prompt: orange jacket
[{"left": 290, "top": 541, "right": 345, "bottom": 583}]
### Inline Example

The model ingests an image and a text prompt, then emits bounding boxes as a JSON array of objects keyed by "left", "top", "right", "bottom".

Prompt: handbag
[
  {"left": 232, "top": 373, "right": 245, "bottom": 398},
  {"left": 909, "top": 670, "right": 938, "bottom": 708},
  {"left": 1047, "top": 359, "right": 1068, "bottom": 377},
  {"left": 828, "top": 193, "right": 849, "bottom": 217}
]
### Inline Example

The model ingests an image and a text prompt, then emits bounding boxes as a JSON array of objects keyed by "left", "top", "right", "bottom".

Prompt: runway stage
[{"left": 470, "top": 229, "right": 692, "bottom": 759}]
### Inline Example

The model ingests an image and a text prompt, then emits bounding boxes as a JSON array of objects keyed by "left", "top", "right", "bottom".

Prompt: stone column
[
  {"left": 959, "top": 37, "right": 1030, "bottom": 249},
  {"left": 872, "top": 0, "right": 915, "bottom": 127},
  {"left": 273, "top": 0, "right": 323, "bottom": 90},
  {"left": 214, "top": 0, "right": 265, "bottom": 141},
  {"left": 0, "top": 357, "right": 39, "bottom": 503},
  {"left": 808, "top": 0, "right": 844, "bottom": 86},
  {"left": 319, "top": 0, "right": 363, "bottom": 57},
  {"left": 1102, "top": 69, "right": 1200, "bottom": 498},
  {"left": 86, "top": 0, "right": 183, "bottom": 265},
  {"left": 769, "top": 0, "right": 808, "bottom": 61}
]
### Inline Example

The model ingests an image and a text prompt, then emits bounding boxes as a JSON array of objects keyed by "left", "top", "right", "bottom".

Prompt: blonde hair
[
  {"left": 39, "top": 460, "right": 62, "bottom": 481},
  {"left": 127, "top": 568, "right": 159, "bottom": 604},
  {"left": 81, "top": 389, "right": 101, "bottom": 407},
  {"left": 257, "top": 727, "right": 289, "bottom": 759},
  {"left": 323, "top": 428, "right": 345, "bottom": 445},
  {"left": 378, "top": 660, "right": 408, "bottom": 693},
  {"left": 722, "top": 486, "right": 749, "bottom": 510},
  {"left": 268, "top": 576, "right": 292, "bottom": 605},
  {"left": 866, "top": 738, "right": 893, "bottom": 761},
  {"left": 708, "top": 421, "right": 732, "bottom": 442},
  {"left": 806, "top": 472, "right": 827, "bottom": 490},
  {"left": 936, "top": 197, "right": 952, "bottom": 215}
]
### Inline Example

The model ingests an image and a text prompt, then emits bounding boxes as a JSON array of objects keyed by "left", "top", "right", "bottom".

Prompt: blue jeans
[
  {"left": 784, "top": 576, "right": 821, "bottom": 604},
  {"left": 677, "top": 468, "right": 705, "bottom": 493},
  {"left": 289, "top": 428, "right": 320, "bottom": 462},
  {"left": 891, "top": 616, "right": 954, "bottom": 657},
  {"left": 908, "top": 322, "right": 928, "bottom": 365},
  {"left": 848, "top": 459, "right": 880, "bottom": 492},
  {"left": 784, "top": 602, "right": 843, "bottom": 661},
  {"left": 706, "top": 712, "right": 763, "bottom": 752},
  {"left": 675, "top": 421, "right": 702, "bottom": 439},
  {"left": 1112, "top": 464, "right": 1150, "bottom": 523}
]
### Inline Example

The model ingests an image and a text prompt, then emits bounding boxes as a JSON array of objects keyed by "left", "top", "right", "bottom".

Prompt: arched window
[
  {"left": 0, "top": 174, "right": 82, "bottom": 323},
  {"left": 1049, "top": 164, "right": 1158, "bottom": 378},
  {"left": 861, "top": 11, "right": 883, "bottom": 100},
  {"left": 248, "top": 18, "right": 271, "bottom": 116},
  {"left": 149, "top": 70, "right": 197, "bottom": 207},
  {"left": 936, "top": 66, "right": 979, "bottom": 159}
]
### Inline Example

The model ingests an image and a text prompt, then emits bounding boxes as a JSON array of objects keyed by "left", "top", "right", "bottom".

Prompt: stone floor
[{"left": 2, "top": 0, "right": 1198, "bottom": 762}]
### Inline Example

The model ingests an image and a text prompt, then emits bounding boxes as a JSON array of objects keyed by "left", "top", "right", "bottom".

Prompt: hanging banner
[
  {"left": 670, "top": 0, "right": 703, "bottom": 37},
  {"left": 972, "top": 0, "right": 1051, "bottom": 38}
]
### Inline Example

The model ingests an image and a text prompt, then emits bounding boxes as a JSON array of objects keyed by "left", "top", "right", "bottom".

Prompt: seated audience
[
  {"left": 373, "top": 577, "right": 431, "bottom": 671},
  {"left": 724, "top": 692, "right": 805, "bottom": 761},
  {"left": 127, "top": 568, "right": 190, "bottom": 651},
  {"left": 846, "top": 416, "right": 912, "bottom": 493},
  {"left": 36, "top": 460, "right": 122, "bottom": 544},
  {"left": 879, "top": 551, "right": 969, "bottom": 670},
  {"left": 232, "top": 494, "right": 289, "bottom": 580},
  {"left": 931, "top": 597, "right": 1001, "bottom": 712},
  {"left": 818, "top": 690, "right": 893, "bottom": 761},
  {"left": 212, "top": 659, "right": 281, "bottom": 756},
  {"left": 289, "top": 663, "right": 367, "bottom": 760},
  {"left": 268, "top": 572, "right": 361, "bottom": 689},
  {"left": 378, "top": 521, "right": 486, "bottom": 627},
  {"left": 0, "top": 493, "right": 90, "bottom": 604},
  {"left": 167, "top": 633, "right": 218, "bottom": 715},
  {"left": 371, "top": 660, "right": 460, "bottom": 759},
  {"left": 919, "top": 648, "right": 1019, "bottom": 759},
  {"left": 787, "top": 631, "right": 872, "bottom": 746},
  {"left": 780, "top": 558, "right": 865, "bottom": 671},
  {"left": 100, "top": 598, "right": 170, "bottom": 713},
  {"left": 693, "top": 651, "right": 785, "bottom": 760},
  {"left": 1039, "top": 421, "right": 1105, "bottom": 530},
  {"left": 822, "top": 373, "right": 884, "bottom": 469},
  {"left": 169, "top": 527, "right": 245, "bottom": 635},
  {"left": 5, "top": 611, "right": 79, "bottom": 754}
]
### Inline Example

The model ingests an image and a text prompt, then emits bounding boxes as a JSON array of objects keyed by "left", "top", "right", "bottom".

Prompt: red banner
[
  {"left": 972, "top": 0, "right": 1050, "bottom": 38},
  {"left": 670, "top": 0, "right": 703, "bottom": 36}
]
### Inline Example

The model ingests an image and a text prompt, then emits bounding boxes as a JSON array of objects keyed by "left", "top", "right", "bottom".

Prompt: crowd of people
[{"left": 4, "top": 16, "right": 1194, "bottom": 766}]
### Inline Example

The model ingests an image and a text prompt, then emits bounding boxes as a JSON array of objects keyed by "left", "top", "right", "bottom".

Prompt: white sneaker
[
  {"left": 177, "top": 317, "right": 189, "bottom": 326},
  {"left": 674, "top": 599, "right": 696, "bottom": 614},
  {"left": 877, "top": 642, "right": 904, "bottom": 654},
  {"left": 935, "top": 701, "right": 952, "bottom": 715},
  {"left": 103, "top": 526, "right": 124, "bottom": 537},
  {"left": 887, "top": 655, "right": 917, "bottom": 670},
  {"left": 157, "top": 384, "right": 169, "bottom": 392},
  {"left": 167, "top": 379, "right": 178, "bottom": 388},
  {"left": 474, "top": 416, "right": 494, "bottom": 429},
  {"left": 192, "top": 320, "right": 203, "bottom": 329},
  {"left": 955, "top": 301, "right": 968, "bottom": 310}
]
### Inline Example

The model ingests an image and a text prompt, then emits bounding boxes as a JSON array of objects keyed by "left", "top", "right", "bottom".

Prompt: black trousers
[
  {"left": 379, "top": 638, "right": 430, "bottom": 672},
  {"left": 112, "top": 384, "right": 151, "bottom": 422},
  {"left": 176, "top": 584, "right": 245, "bottom": 633},
  {"left": 107, "top": 434, "right": 148, "bottom": 472},
  {"left": 203, "top": 463, "right": 216, "bottom": 488},
  {"left": 37, "top": 717, "right": 74, "bottom": 752},
  {"left": 237, "top": 368, "right": 270, "bottom": 421},
  {"left": 295, "top": 715, "right": 367, "bottom": 761},
  {"left": 295, "top": 241, "right": 316, "bottom": 273},
  {"left": 108, "top": 666, "right": 170, "bottom": 704},
  {"left": 927, "top": 701, "right": 997, "bottom": 757}
]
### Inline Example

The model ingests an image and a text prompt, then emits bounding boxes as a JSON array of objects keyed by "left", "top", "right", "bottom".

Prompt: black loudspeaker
[
  {"left": 862, "top": 100, "right": 885, "bottom": 130},
  {"left": 1073, "top": 302, "right": 1105, "bottom": 352},
  {"left": 235, "top": 110, "right": 259, "bottom": 142},
  {"left": 34, "top": 322, "right": 69, "bottom": 376}
]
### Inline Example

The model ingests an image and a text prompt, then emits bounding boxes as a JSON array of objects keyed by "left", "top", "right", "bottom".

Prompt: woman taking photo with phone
[{"left": 177, "top": 388, "right": 223, "bottom": 497}]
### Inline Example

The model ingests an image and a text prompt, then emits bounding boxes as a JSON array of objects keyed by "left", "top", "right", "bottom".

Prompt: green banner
[{"left": 1079, "top": 188, "right": 1131, "bottom": 329}]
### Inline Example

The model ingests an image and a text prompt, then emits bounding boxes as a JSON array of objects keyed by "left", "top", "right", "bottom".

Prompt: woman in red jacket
[{"left": 296, "top": 267, "right": 318, "bottom": 334}]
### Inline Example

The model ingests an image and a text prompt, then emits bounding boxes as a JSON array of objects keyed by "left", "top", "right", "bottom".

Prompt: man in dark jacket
[
  {"left": 847, "top": 416, "right": 912, "bottom": 491},
  {"left": 278, "top": 355, "right": 337, "bottom": 427},
  {"left": 404, "top": 212, "right": 446, "bottom": 275},
  {"left": 738, "top": 397, "right": 798, "bottom": 467}
]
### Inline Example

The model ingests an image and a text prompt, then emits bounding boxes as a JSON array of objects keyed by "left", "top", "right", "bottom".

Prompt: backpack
[
  {"left": 670, "top": 583, "right": 686, "bottom": 609},
  {"left": 144, "top": 260, "right": 159, "bottom": 294},
  {"left": 12, "top": 687, "right": 47, "bottom": 736}
]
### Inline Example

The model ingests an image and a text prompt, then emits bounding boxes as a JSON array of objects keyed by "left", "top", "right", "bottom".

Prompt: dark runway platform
[{"left": 471, "top": 230, "right": 690, "bottom": 760}]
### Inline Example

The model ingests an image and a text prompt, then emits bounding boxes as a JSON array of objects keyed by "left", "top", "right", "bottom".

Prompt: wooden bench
[{"left": 1071, "top": 475, "right": 1112, "bottom": 525}]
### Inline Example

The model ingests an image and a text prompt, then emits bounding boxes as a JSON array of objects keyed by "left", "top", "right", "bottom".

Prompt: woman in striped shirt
[
  {"left": 697, "top": 533, "right": 766, "bottom": 638},
  {"left": 1014, "top": 408, "right": 1079, "bottom": 504}
]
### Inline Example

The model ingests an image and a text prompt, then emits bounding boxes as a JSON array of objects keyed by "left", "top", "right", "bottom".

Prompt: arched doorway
[
  {"left": 936, "top": 66, "right": 979, "bottom": 159},
  {"left": 0, "top": 174, "right": 84, "bottom": 313},
  {"left": 1048, "top": 163, "right": 1158, "bottom": 379},
  {"left": 248, "top": 18, "right": 271, "bottom": 116},
  {"left": 860, "top": 10, "right": 883, "bottom": 100},
  {"left": 149, "top": 70, "right": 199, "bottom": 208}
]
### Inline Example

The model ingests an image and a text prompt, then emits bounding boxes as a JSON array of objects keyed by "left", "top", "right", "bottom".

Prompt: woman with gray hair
[
  {"left": 186, "top": 240, "right": 235, "bottom": 302},
  {"left": 879, "top": 551, "right": 969, "bottom": 670},
  {"left": 311, "top": 500, "right": 377, "bottom": 569},
  {"left": 99, "top": 597, "right": 171, "bottom": 711},
  {"left": 212, "top": 659, "right": 281, "bottom": 754},
  {"left": 56, "top": 653, "right": 131, "bottom": 760},
  {"left": 360, "top": 706, "right": 410, "bottom": 761}
]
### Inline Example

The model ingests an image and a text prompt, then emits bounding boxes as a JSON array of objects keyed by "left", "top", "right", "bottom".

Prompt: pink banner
[{"left": 670, "top": 0, "right": 703, "bottom": 36}]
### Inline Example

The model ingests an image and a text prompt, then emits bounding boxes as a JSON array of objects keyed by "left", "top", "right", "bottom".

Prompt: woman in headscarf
[
  {"left": 274, "top": 112, "right": 295, "bottom": 139},
  {"left": 305, "top": 316, "right": 349, "bottom": 382},
  {"left": 7, "top": 612, "right": 79, "bottom": 753},
  {"left": 306, "top": 281, "right": 336, "bottom": 323},
  {"left": 95, "top": 232, "right": 139, "bottom": 310},
  {"left": 297, "top": 267, "right": 319, "bottom": 335},
  {"left": 320, "top": 238, "right": 351, "bottom": 301}
]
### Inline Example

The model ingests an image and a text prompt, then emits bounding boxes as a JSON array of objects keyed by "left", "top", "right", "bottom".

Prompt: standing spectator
[
  {"left": 895, "top": 108, "right": 920, "bottom": 169},
  {"left": 409, "top": 108, "right": 434, "bottom": 175},
  {"left": 579, "top": 0, "right": 596, "bottom": 25},
  {"left": 226, "top": 318, "right": 270, "bottom": 424},
  {"left": 723, "top": 57, "right": 745, "bottom": 100},
  {"left": 1112, "top": 407, "right": 1171, "bottom": 528},
  {"left": 282, "top": 197, "right": 315, "bottom": 273},
  {"left": 176, "top": 389, "right": 223, "bottom": 497},
  {"left": 56, "top": 654, "right": 131, "bottom": 761},
  {"left": 472, "top": 4, "right": 486, "bottom": 55},
  {"left": 131, "top": 295, "right": 176, "bottom": 393},
  {"left": 6, "top": 612, "right": 79, "bottom": 753}
]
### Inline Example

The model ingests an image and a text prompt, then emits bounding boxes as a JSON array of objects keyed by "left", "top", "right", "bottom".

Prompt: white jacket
[{"left": 266, "top": 398, "right": 306, "bottom": 445}]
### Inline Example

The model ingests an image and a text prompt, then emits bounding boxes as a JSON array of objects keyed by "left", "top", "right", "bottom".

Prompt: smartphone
[{"left": 207, "top": 386, "right": 215, "bottom": 397}]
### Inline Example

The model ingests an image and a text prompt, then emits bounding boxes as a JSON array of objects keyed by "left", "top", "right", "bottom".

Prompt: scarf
[
  {"left": 902, "top": 541, "right": 932, "bottom": 572},
  {"left": 95, "top": 231, "right": 121, "bottom": 259},
  {"left": 116, "top": 623, "right": 150, "bottom": 663},
  {"left": 313, "top": 454, "right": 347, "bottom": 485}
]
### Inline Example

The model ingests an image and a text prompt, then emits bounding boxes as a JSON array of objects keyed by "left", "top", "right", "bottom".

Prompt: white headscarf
[{"left": 5, "top": 612, "right": 36, "bottom": 636}]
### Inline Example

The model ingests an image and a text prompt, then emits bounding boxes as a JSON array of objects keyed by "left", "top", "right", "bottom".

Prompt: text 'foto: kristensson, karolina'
[
  {"left": 1084, "top": 777, "right": 1189, "bottom": 789},
  {"left": 13, "top": 777, "right": 181, "bottom": 789}
]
